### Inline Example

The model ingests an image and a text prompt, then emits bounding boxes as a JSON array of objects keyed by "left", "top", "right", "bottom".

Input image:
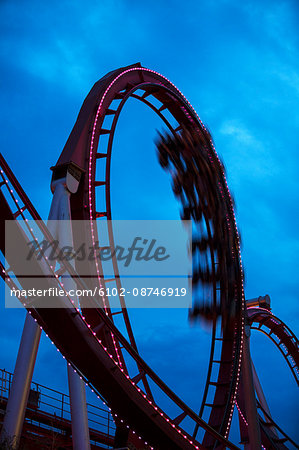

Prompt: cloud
[
  {"left": 218, "top": 119, "right": 279, "bottom": 185},
  {"left": 0, "top": 0, "right": 153, "bottom": 91}
]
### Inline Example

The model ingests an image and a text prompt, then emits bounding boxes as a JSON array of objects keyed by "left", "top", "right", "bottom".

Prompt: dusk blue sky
[{"left": 0, "top": 0, "right": 298, "bottom": 445}]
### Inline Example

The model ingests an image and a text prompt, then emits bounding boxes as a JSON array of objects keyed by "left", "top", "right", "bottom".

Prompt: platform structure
[{"left": 0, "top": 368, "right": 115, "bottom": 449}]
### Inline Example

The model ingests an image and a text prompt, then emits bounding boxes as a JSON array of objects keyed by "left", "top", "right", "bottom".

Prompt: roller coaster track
[
  {"left": 53, "top": 63, "right": 245, "bottom": 447},
  {"left": 248, "top": 307, "right": 299, "bottom": 386},
  {"left": 0, "top": 63, "right": 297, "bottom": 449},
  {"left": 0, "top": 152, "right": 238, "bottom": 449},
  {"left": 236, "top": 305, "right": 299, "bottom": 449}
]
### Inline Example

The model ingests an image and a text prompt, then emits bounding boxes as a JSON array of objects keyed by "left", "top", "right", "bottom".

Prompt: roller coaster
[{"left": 0, "top": 63, "right": 298, "bottom": 449}]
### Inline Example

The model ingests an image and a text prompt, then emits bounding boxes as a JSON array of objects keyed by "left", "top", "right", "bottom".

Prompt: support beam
[
  {"left": 242, "top": 325, "right": 262, "bottom": 449},
  {"left": 0, "top": 313, "right": 41, "bottom": 449},
  {"left": 252, "top": 361, "right": 278, "bottom": 438},
  {"left": 67, "top": 365, "right": 91, "bottom": 450},
  {"left": 49, "top": 176, "right": 91, "bottom": 450}
]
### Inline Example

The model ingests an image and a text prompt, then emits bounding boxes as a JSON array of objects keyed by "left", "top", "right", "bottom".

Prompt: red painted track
[
  {"left": 53, "top": 63, "right": 245, "bottom": 446},
  {"left": 236, "top": 306, "right": 299, "bottom": 449},
  {"left": 248, "top": 307, "right": 299, "bottom": 386}
]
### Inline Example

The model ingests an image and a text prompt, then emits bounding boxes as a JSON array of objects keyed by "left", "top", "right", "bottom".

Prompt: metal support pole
[
  {"left": 0, "top": 201, "right": 62, "bottom": 448},
  {"left": 67, "top": 365, "right": 91, "bottom": 450},
  {"left": 0, "top": 313, "right": 41, "bottom": 449},
  {"left": 242, "top": 325, "right": 262, "bottom": 449},
  {"left": 252, "top": 362, "right": 271, "bottom": 418},
  {"left": 49, "top": 178, "right": 91, "bottom": 450},
  {"left": 252, "top": 361, "right": 278, "bottom": 437}
]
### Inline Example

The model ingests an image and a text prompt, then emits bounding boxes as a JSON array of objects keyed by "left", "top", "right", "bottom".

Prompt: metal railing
[{"left": 0, "top": 368, "right": 115, "bottom": 447}]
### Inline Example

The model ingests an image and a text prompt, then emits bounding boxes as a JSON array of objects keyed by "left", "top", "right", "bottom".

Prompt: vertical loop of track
[
  {"left": 53, "top": 63, "right": 245, "bottom": 445},
  {"left": 0, "top": 63, "right": 246, "bottom": 448}
]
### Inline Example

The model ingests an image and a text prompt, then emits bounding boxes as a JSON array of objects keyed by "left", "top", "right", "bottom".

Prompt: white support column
[
  {"left": 49, "top": 178, "right": 91, "bottom": 450},
  {"left": 0, "top": 210, "right": 61, "bottom": 448},
  {"left": 0, "top": 313, "right": 41, "bottom": 449},
  {"left": 67, "top": 365, "right": 91, "bottom": 450}
]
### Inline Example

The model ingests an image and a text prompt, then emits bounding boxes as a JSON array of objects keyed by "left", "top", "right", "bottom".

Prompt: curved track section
[
  {"left": 257, "top": 401, "right": 299, "bottom": 449},
  {"left": 236, "top": 305, "right": 299, "bottom": 449},
  {"left": 248, "top": 307, "right": 299, "bottom": 385},
  {"left": 0, "top": 154, "right": 239, "bottom": 449},
  {"left": 156, "top": 127, "right": 244, "bottom": 444},
  {"left": 53, "top": 63, "right": 245, "bottom": 446}
]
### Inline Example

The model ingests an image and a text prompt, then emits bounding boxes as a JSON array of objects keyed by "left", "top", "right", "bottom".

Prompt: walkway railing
[{"left": 0, "top": 368, "right": 115, "bottom": 448}]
